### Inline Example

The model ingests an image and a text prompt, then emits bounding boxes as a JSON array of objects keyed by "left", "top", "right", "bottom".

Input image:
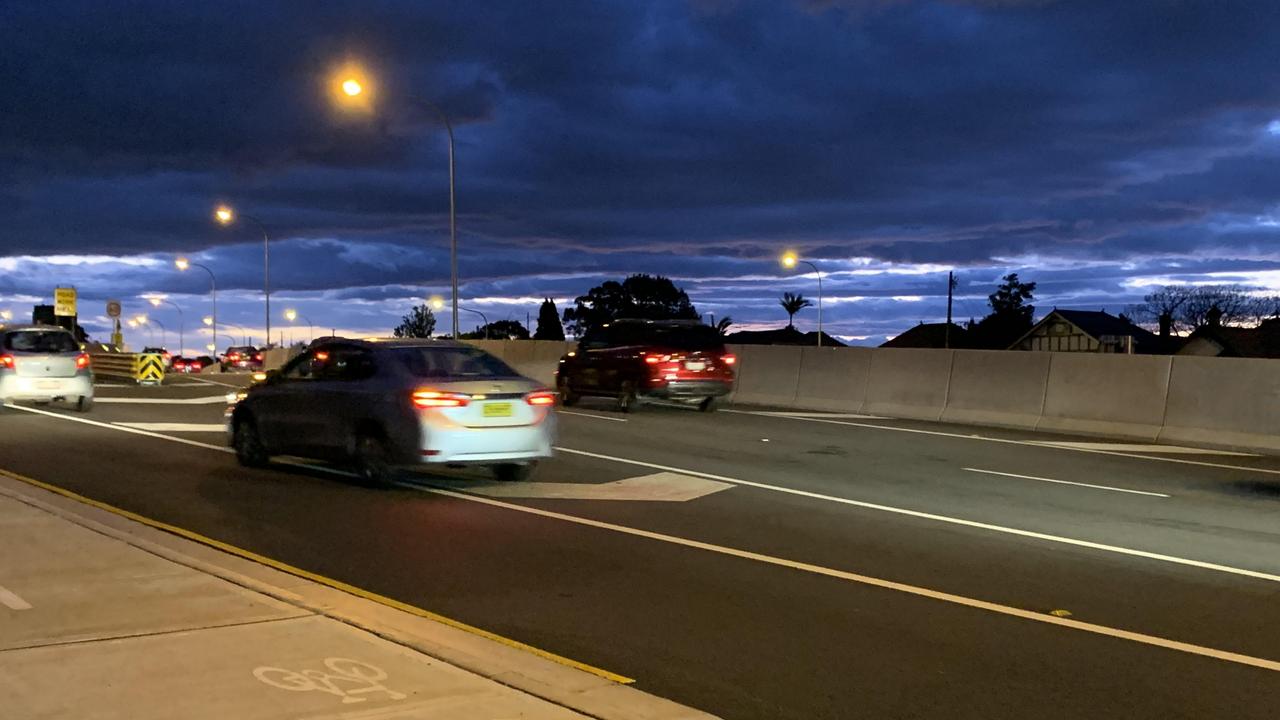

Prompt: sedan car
[
  {"left": 0, "top": 325, "right": 93, "bottom": 411},
  {"left": 221, "top": 346, "right": 263, "bottom": 372},
  {"left": 226, "top": 338, "right": 556, "bottom": 484}
]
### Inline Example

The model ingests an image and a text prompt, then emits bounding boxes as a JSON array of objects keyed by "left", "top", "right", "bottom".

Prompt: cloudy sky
[{"left": 4, "top": 0, "right": 1280, "bottom": 349}]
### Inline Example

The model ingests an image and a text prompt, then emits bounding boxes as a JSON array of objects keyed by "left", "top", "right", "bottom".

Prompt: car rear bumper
[
  {"left": 417, "top": 417, "right": 556, "bottom": 464},
  {"left": 0, "top": 374, "right": 93, "bottom": 403},
  {"left": 643, "top": 379, "right": 732, "bottom": 399}
]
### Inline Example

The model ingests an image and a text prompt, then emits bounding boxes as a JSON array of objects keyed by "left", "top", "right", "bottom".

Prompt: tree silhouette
[
  {"left": 968, "top": 273, "right": 1036, "bottom": 349},
  {"left": 562, "top": 274, "right": 698, "bottom": 336},
  {"left": 714, "top": 316, "right": 734, "bottom": 336},
  {"left": 779, "top": 292, "right": 812, "bottom": 329},
  {"left": 534, "top": 298, "right": 566, "bottom": 340},
  {"left": 460, "top": 320, "right": 529, "bottom": 340},
  {"left": 393, "top": 305, "right": 436, "bottom": 338}
]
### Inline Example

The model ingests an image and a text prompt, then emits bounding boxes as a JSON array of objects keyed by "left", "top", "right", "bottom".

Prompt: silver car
[
  {"left": 227, "top": 338, "right": 557, "bottom": 484},
  {"left": 0, "top": 325, "right": 94, "bottom": 412}
]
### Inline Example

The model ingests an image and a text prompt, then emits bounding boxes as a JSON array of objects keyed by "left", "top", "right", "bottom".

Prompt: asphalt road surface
[{"left": 3, "top": 374, "right": 1279, "bottom": 718}]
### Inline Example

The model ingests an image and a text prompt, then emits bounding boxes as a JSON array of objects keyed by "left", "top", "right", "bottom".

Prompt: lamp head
[
  {"left": 214, "top": 206, "right": 235, "bottom": 225},
  {"left": 781, "top": 252, "right": 798, "bottom": 269},
  {"left": 175, "top": 258, "right": 190, "bottom": 271}
]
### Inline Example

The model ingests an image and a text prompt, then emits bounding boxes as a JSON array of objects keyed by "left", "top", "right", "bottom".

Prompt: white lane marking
[
  {"left": 92, "top": 383, "right": 127, "bottom": 388},
  {"left": 758, "top": 411, "right": 888, "bottom": 419},
  {"left": 421, "top": 472, "right": 732, "bottom": 501},
  {"left": 1032, "top": 441, "right": 1258, "bottom": 457},
  {"left": 4, "top": 404, "right": 233, "bottom": 453},
  {"left": 0, "top": 584, "right": 32, "bottom": 611},
  {"left": 557, "top": 410, "right": 628, "bottom": 423},
  {"left": 11, "top": 402, "right": 1277, "bottom": 586},
  {"left": 95, "top": 396, "right": 229, "bottom": 405},
  {"left": 963, "top": 468, "right": 1170, "bottom": 498},
  {"left": 115, "top": 422, "right": 226, "bottom": 433},
  {"left": 722, "top": 409, "right": 1280, "bottom": 477},
  {"left": 183, "top": 375, "right": 244, "bottom": 389},
  {"left": 554, "top": 446, "right": 1280, "bottom": 585},
  {"left": 411, "top": 484, "right": 1280, "bottom": 674}
]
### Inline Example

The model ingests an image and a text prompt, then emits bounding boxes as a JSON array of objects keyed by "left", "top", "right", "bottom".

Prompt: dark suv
[
  {"left": 221, "top": 346, "right": 263, "bottom": 372},
  {"left": 555, "top": 319, "right": 735, "bottom": 412}
]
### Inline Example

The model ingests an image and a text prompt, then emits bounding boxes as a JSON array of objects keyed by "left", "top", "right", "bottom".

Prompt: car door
[
  {"left": 308, "top": 343, "right": 379, "bottom": 458},
  {"left": 252, "top": 349, "right": 322, "bottom": 454},
  {"left": 573, "top": 328, "right": 610, "bottom": 394}
]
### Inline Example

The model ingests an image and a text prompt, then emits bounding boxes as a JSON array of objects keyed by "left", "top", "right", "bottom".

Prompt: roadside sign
[
  {"left": 106, "top": 300, "right": 121, "bottom": 318},
  {"left": 54, "top": 287, "right": 77, "bottom": 317}
]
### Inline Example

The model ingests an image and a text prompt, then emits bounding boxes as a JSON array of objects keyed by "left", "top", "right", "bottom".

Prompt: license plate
[
  {"left": 37, "top": 380, "right": 61, "bottom": 390},
  {"left": 483, "top": 402, "right": 513, "bottom": 418},
  {"left": 684, "top": 361, "right": 706, "bottom": 371}
]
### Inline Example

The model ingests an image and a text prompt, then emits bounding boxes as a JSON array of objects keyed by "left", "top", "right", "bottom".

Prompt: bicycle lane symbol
[{"left": 253, "top": 657, "right": 408, "bottom": 704}]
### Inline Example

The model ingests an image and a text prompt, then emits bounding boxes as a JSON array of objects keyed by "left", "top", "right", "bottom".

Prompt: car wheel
[
  {"left": 233, "top": 416, "right": 270, "bottom": 468},
  {"left": 354, "top": 433, "right": 396, "bottom": 487},
  {"left": 616, "top": 382, "right": 638, "bottom": 413},
  {"left": 557, "top": 377, "right": 579, "bottom": 407},
  {"left": 698, "top": 397, "right": 719, "bottom": 413},
  {"left": 493, "top": 462, "right": 536, "bottom": 482},
  {"left": 76, "top": 396, "right": 93, "bottom": 413}
]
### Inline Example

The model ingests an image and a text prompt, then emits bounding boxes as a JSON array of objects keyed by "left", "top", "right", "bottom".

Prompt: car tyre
[
  {"left": 616, "top": 382, "right": 638, "bottom": 413},
  {"left": 76, "top": 396, "right": 93, "bottom": 413},
  {"left": 233, "top": 416, "right": 270, "bottom": 468},
  {"left": 354, "top": 433, "right": 396, "bottom": 487},
  {"left": 698, "top": 396, "right": 719, "bottom": 413},
  {"left": 557, "top": 377, "right": 579, "bottom": 407},
  {"left": 493, "top": 462, "right": 536, "bottom": 482}
]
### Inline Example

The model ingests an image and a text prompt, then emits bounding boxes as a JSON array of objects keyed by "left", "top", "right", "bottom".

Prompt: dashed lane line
[
  {"left": 963, "top": 468, "right": 1171, "bottom": 498},
  {"left": 0, "top": 584, "right": 32, "bottom": 611}
]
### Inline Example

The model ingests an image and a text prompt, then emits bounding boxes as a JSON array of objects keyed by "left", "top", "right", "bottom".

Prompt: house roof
[
  {"left": 1008, "top": 309, "right": 1171, "bottom": 352},
  {"left": 880, "top": 322, "right": 968, "bottom": 349},
  {"left": 726, "top": 327, "right": 846, "bottom": 346},
  {"left": 1182, "top": 319, "right": 1280, "bottom": 358}
]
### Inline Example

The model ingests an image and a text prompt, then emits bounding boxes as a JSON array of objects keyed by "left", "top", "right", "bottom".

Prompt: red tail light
[
  {"left": 75, "top": 353, "right": 91, "bottom": 369},
  {"left": 525, "top": 390, "right": 557, "bottom": 406},
  {"left": 254, "top": 353, "right": 263, "bottom": 361},
  {"left": 644, "top": 355, "right": 661, "bottom": 364},
  {"left": 0, "top": 354, "right": 13, "bottom": 370},
  {"left": 412, "top": 389, "right": 470, "bottom": 408},
  {"left": 227, "top": 353, "right": 240, "bottom": 361},
  {"left": 314, "top": 351, "right": 329, "bottom": 361},
  {"left": 722, "top": 354, "right": 736, "bottom": 365}
]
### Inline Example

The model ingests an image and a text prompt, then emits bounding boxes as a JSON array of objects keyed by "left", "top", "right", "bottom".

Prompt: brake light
[
  {"left": 525, "top": 391, "right": 557, "bottom": 406},
  {"left": 254, "top": 353, "right": 263, "bottom": 361},
  {"left": 75, "top": 353, "right": 91, "bottom": 369},
  {"left": 722, "top": 354, "right": 736, "bottom": 365},
  {"left": 227, "top": 353, "right": 240, "bottom": 360},
  {"left": 314, "top": 351, "right": 329, "bottom": 361},
  {"left": 644, "top": 355, "right": 660, "bottom": 364},
  {"left": 0, "top": 354, "right": 13, "bottom": 370},
  {"left": 412, "top": 389, "right": 470, "bottom": 408}
]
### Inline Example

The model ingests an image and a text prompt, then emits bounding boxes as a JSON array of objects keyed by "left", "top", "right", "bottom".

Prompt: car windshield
[
  {"left": 4, "top": 330, "right": 79, "bottom": 353},
  {"left": 391, "top": 346, "right": 519, "bottom": 378},
  {"left": 630, "top": 324, "right": 722, "bottom": 350}
]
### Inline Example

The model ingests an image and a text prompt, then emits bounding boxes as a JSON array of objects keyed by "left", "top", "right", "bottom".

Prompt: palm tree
[
  {"left": 714, "top": 316, "right": 734, "bottom": 336},
  {"left": 779, "top": 292, "right": 812, "bottom": 329}
]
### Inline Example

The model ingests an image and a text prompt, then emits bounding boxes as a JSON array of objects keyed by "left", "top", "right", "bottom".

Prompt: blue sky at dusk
[{"left": 4, "top": 1, "right": 1280, "bottom": 349}]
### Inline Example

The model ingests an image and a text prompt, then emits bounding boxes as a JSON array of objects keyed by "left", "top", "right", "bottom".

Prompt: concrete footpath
[{"left": 0, "top": 475, "right": 716, "bottom": 720}]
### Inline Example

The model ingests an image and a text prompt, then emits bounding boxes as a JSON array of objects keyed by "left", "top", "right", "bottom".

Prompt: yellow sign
[
  {"left": 483, "top": 402, "right": 513, "bottom": 417},
  {"left": 134, "top": 353, "right": 166, "bottom": 384},
  {"left": 54, "top": 287, "right": 77, "bottom": 317}
]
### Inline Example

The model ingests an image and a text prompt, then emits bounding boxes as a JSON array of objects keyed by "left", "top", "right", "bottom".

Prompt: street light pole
[
  {"left": 782, "top": 253, "right": 824, "bottom": 347},
  {"left": 215, "top": 208, "right": 272, "bottom": 347},
  {"left": 458, "top": 306, "right": 489, "bottom": 338},
  {"left": 177, "top": 259, "right": 216, "bottom": 356},
  {"left": 149, "top": 298, "right": 184, "bottom": 356}
]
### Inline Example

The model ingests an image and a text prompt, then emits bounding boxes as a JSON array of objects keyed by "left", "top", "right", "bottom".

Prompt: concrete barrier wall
[
  {"left": 464, "top": 339, "right": 573, "bottom": 386},
  {"left": 941, "top": 350, "right": 1051, "bottom": 429},
  {"left": 727, "top": 344, "right": 804, "bottom": 407},
  {"left": 862, "top": 349, "right": 955, "bottom": 421},
  {"left": 1159, "top": 356, "right": 1280, "bottom": 452},
  {"left": 1037, "top": 353, "right": 1172, "bottom": 440},
  {"left": 791, "top": 346, "right": 873, "bottom": 412}
]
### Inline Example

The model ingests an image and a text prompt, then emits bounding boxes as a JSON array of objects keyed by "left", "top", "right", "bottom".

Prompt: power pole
[{"left": 945, "top": 271, "right": 956, "bottom": 349}]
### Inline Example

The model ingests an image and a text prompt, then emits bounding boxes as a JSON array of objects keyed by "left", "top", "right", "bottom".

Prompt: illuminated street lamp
[
  {"left": 213, "top": 204, "right": 273, "bottom": 346},
  {"left": 148, "top": 296, "right": 185, "bottom": 356},
  {"left": 333, "top": 66, "right": 459, "bottom": 339},
  {"left": 284, "top": 308, "right": 313, "bottom": 344},
  {"left": 177, "top": 258, "right": 217, "bottom": 356},
  {"left": 0, "top": 309, "right": 12, "bottom": 322},
  {"left": 781, "top": 252, "right": 824, "bottom": 347}
]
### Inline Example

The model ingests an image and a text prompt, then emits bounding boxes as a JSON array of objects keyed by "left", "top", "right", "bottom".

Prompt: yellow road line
[{"left": 0, "top": 466, "right": 633, "bottom": 685}]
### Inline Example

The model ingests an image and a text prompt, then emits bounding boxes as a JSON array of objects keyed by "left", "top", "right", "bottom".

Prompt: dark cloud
[{"left": 4, "top": 1, "right": 1280, "bottom": 343}]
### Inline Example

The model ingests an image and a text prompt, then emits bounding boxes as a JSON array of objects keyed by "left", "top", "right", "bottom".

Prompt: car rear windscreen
[
  {"left": 392, "top": 346, "right": 520, "bottom": 378},
  {"left": 634, "top": 324, "right": 723, "bottom": 350},
  {"left": 4, "top": 331, "right": 79, "bottom": 353}
]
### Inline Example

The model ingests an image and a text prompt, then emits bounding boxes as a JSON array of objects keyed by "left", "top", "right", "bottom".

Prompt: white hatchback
[{"left": 0, "top": 325, "right": 94, "bottom": 411}]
